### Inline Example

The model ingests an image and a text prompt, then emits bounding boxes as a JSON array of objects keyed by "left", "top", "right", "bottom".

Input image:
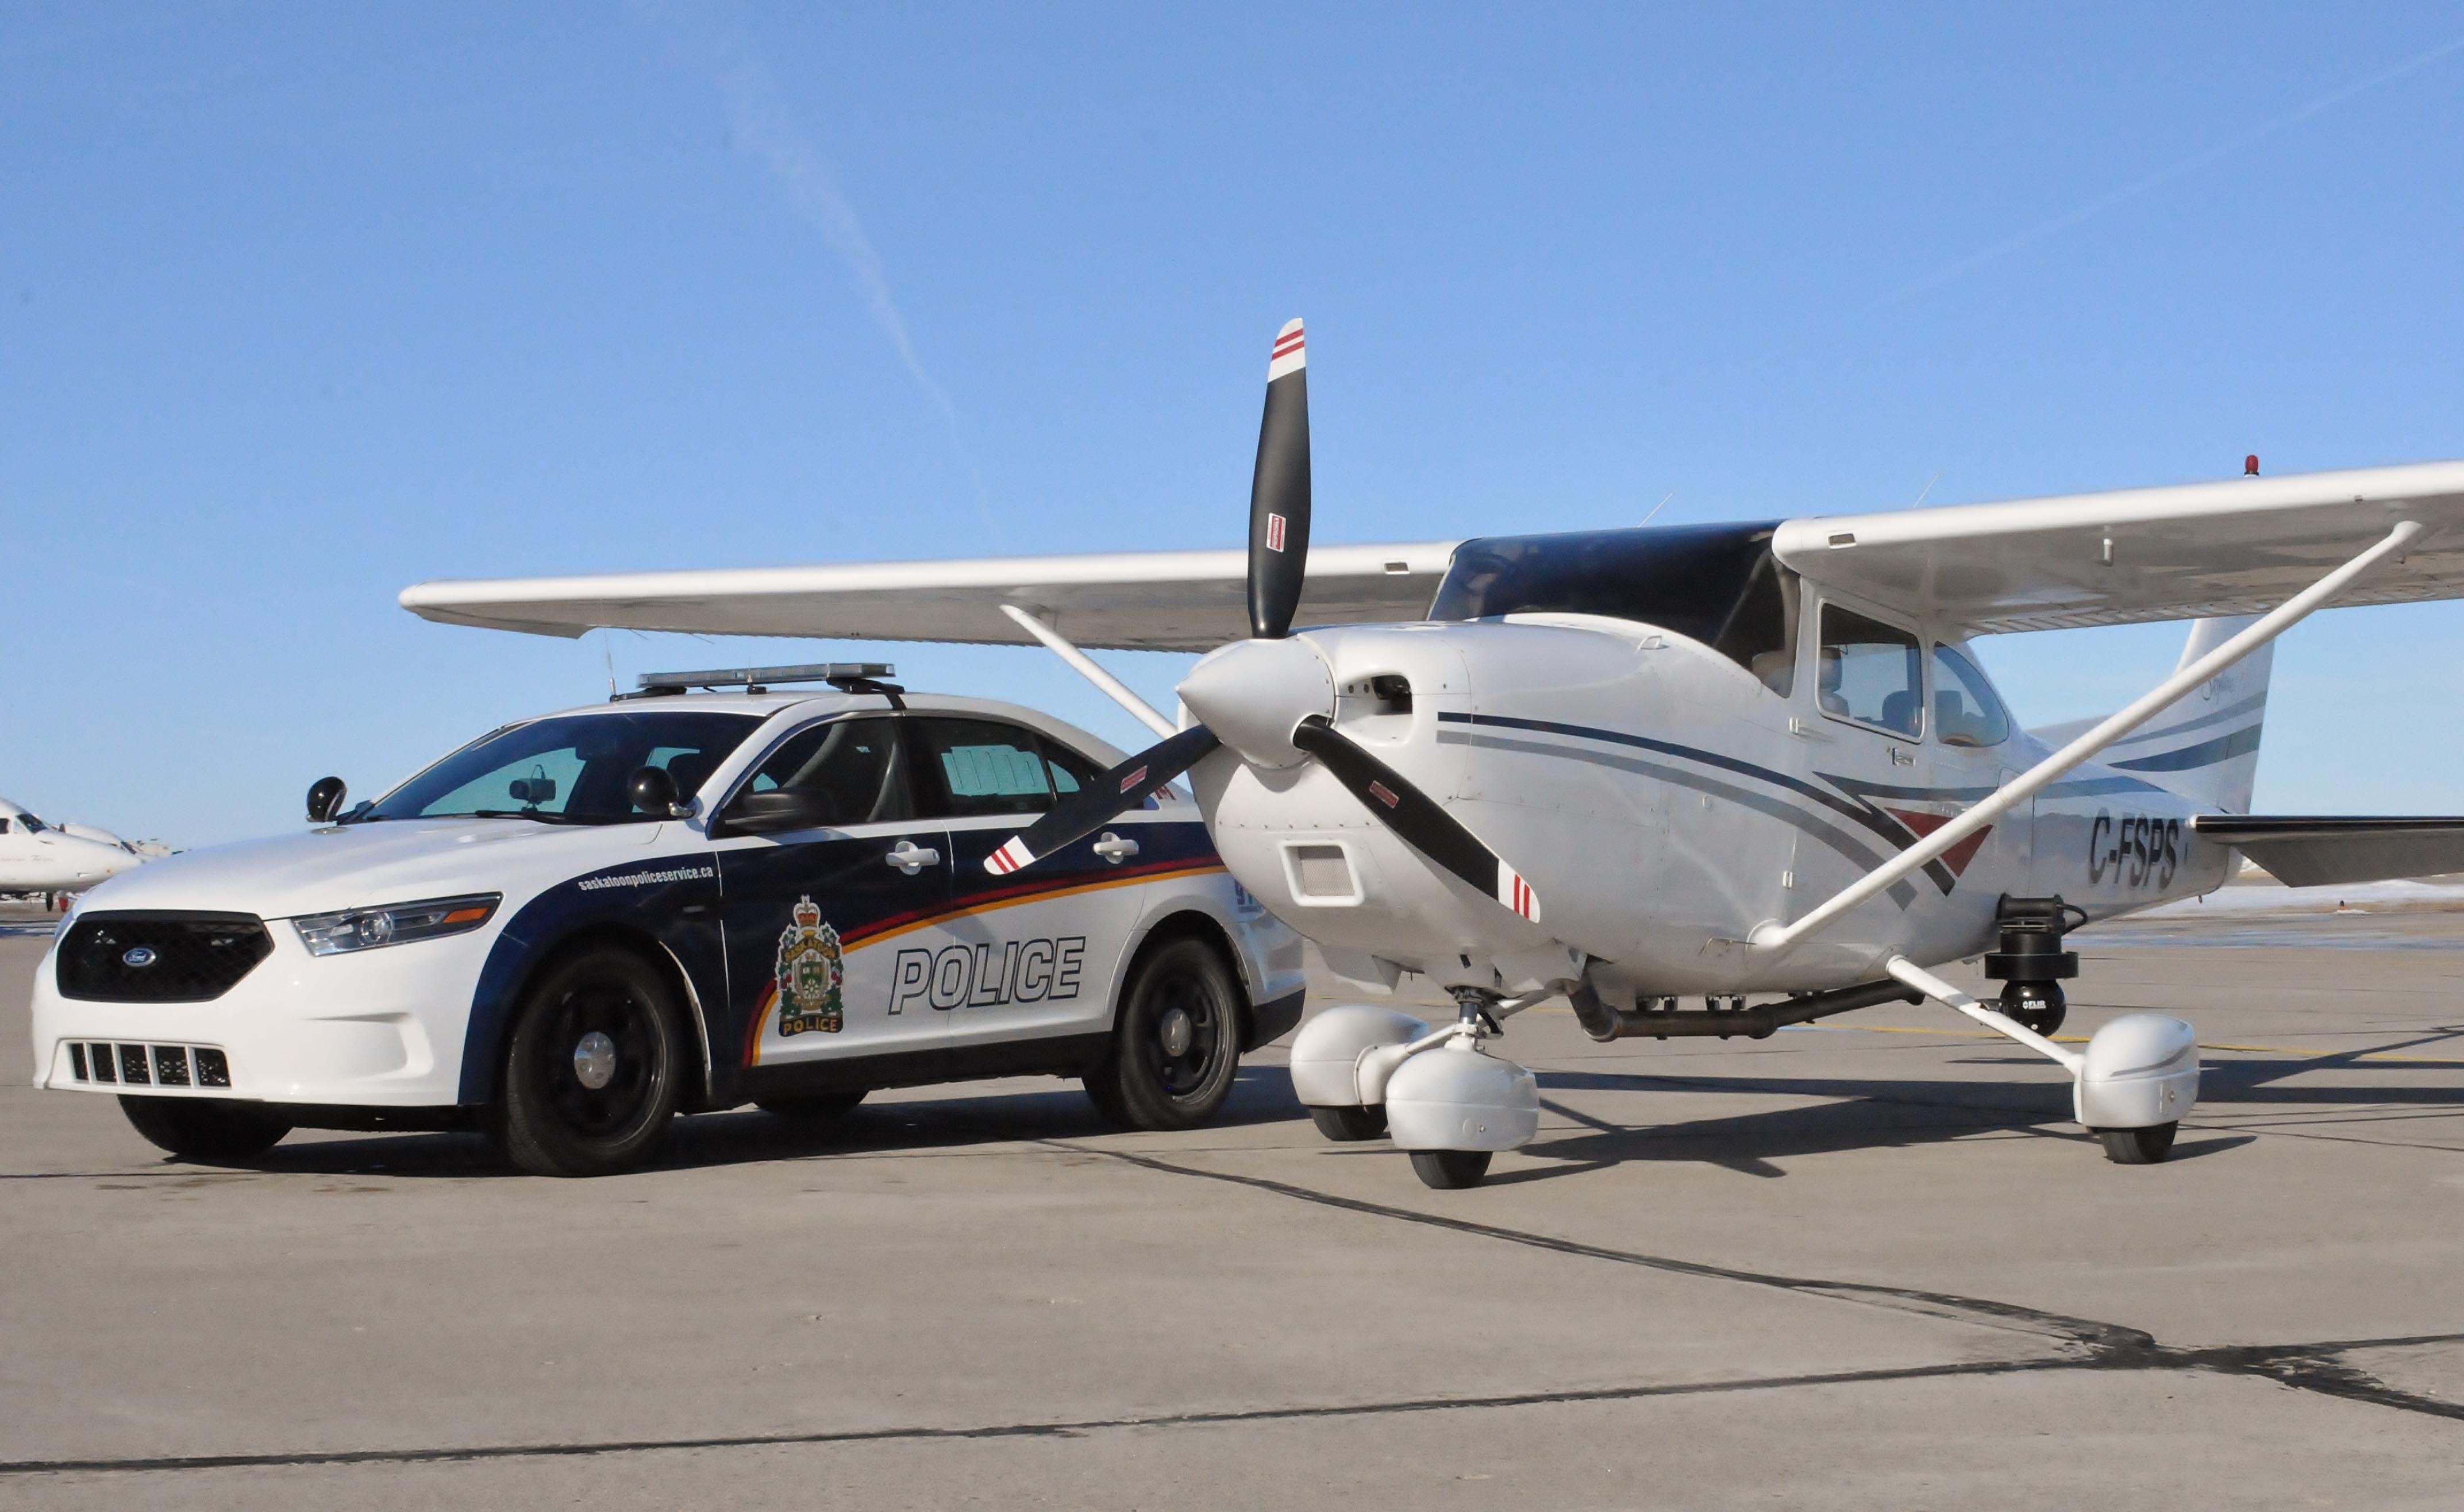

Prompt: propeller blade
[
  {"left": 1288, "top": 716, "right": 1540, "bottom": 923},
  {"left": 1246, "top": 317, "right": 1312, "bottom": 640},
  {"left": 984, "top": 725, "right": 1223, "bottom": 875}
]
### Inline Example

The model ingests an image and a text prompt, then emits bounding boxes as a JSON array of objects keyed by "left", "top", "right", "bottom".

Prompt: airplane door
[
  {"left": 1813, "top": 600, "right": 1930, "bottom": 777},
  {"left": 710, "top": 716, "right": 953, "bottom": 1072},
  {"left": 905, "top": 716, "right": 1150, "bottom": 1051}
]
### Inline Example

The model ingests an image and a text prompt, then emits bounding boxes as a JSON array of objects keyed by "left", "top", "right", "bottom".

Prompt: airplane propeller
[{"left": 985, "top": 319, "right": 1538, "bottom": 924}]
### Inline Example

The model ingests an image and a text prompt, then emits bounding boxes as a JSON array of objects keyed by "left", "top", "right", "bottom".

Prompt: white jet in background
[
  {"left": 1, "top": 797, "right": 149, "bottom": 897},
  {"left": 402, "top": 319, "right": 2464, "bottom": 1188}
]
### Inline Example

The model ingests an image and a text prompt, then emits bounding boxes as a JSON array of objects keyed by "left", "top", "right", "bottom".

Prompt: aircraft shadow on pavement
[{"left": 1489, "top": 1055, "right": 2464, "bottom": 1183}]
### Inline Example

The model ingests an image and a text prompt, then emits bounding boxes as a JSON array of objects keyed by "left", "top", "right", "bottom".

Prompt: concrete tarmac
[{"left": 4, "top": 902, "right": 2462, "bottom": 1507}]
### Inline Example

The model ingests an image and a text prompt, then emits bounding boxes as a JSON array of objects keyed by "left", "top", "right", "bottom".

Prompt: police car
[{"left": 29, "top": 665, "right": 1306, "bottom": 1176}]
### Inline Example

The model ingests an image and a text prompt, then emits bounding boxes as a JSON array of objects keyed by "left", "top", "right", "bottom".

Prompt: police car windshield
[{"left": 361, "top": 711, "right": 764, "bottom": 825}]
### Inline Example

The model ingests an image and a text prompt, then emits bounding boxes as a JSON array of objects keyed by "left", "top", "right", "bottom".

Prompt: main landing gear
[
  {"left": 1883, "top": 955, "right": 2199, "bottom": 1167},
  {"left": 1288, "top": 987, "right": 1540, "bottom": 1190}
]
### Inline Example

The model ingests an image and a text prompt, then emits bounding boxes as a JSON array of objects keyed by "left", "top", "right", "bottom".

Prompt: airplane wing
[
  {"left": 1771, "top": 460, "right": 2464, "bottom": 633},
  {"left": 2191, "top": 816, "right": 2464, "bottom": 889},
  {"left": 399, "top": 542, "right": 1462, "bottom": 653}
]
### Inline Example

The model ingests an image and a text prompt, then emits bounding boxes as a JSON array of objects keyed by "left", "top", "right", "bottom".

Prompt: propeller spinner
[{"left": 986, "top": 319, "right": 1538, "bottom": 924}]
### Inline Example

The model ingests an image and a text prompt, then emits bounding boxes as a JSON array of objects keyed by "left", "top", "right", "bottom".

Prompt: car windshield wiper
[{"left": 464, "top": 809, "right": 610, "bottom": 826}]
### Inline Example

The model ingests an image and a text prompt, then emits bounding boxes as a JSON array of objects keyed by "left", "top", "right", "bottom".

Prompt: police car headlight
[{"left": 293, "top": 894, "right": 501, "bottom": 956}]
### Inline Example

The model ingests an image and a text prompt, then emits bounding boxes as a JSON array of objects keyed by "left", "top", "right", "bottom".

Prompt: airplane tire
[
  {"left": 1309, "top": 1105, "right": 1387, "bottom": 1141},
  {"left": 1409, "top": 1149, "right": 1492, "bottom": 1189},
  {"left": 2098, "top": 1122, "right": 2178, "bottom": 1165},
  {"left": 119, "top": 1096, "right": 290, "bottom": 1162}
]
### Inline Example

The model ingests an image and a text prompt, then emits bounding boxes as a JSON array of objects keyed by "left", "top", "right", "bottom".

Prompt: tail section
[{"left": 2099, "top": 616, "right": 2271, "bottom": 813}]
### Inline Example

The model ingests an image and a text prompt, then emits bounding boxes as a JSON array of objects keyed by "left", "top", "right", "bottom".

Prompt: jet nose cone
[{"left": 1178, "top": 637, "right": 1335, "bottom": 767}]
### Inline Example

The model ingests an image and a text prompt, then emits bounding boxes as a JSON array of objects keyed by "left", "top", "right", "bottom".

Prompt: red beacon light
[{"left": 2244, "top": 454, "right": 2261, "bottom": 476}]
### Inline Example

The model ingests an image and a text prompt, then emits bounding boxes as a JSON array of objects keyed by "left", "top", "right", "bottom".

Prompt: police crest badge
[{"left": 773, "top": 897, "right": 845, "bottom": 1035}]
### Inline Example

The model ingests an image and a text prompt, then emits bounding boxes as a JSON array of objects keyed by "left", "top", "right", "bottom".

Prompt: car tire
[
  {"left": 1083, "top": 937, "right": 1242, "bottom": 1131},
  {"left": 119, "top": 1096, "right": 291, "bottom": 1162},
  {"left": 498, "top": 946, "right": 687, "bottom": 1177},
  {"left": 756, "top": 1089, "right": 867, "bottom": 1124}
]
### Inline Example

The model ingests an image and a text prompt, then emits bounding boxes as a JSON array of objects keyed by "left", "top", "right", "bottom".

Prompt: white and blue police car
[{"left": 29, "top": 665, "right": 1306, "bottom": 1175}]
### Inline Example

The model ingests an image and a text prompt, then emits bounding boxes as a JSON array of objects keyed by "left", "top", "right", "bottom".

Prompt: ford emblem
[{"left": 122, "top": 946, "right": 157, "bottom": 969}]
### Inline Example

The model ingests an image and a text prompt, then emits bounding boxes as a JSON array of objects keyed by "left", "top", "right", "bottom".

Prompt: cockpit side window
[
  {"left": 1930, "top": 643, "right": 2013, "bottom": 747},
  {"left": 0, "top": 817, "right": 10, "bottom": 834},
  {"left": 1817, "top": 603, "right": 1923, "bottom": 738}
]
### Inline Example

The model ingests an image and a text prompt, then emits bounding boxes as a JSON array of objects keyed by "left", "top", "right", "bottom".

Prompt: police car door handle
[
  {"left": 886, "top": 840, "right": 941, "bottom": 874},
  {"left": 1092, "top": 832, "right": 1139, "bottom": 864}
]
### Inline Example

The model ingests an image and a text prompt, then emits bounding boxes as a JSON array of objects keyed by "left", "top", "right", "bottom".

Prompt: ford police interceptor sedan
[{"left": 29, "top": 680, "right": 1306, "bottom": 1175}]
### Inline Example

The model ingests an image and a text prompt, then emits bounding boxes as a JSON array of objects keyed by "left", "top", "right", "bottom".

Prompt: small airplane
[
  {"left": 1, "top": 797, "right": 151, "bottom": 898},
  {"left": 405, "top": 321, "right": 2464, "bottom": 1187}
]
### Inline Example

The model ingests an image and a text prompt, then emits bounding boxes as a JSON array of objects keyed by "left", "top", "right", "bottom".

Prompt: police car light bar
[{"left": 627, "top": 662, "right": 897, "bottom": 697}]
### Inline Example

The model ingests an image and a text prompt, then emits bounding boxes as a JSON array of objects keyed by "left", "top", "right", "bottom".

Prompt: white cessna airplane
[
  {"left": 1, "top": 797, "right": 149, "bottom": 897},
  {"left": 405, "top": 321, "right": 2464, "bottom": 1187}
]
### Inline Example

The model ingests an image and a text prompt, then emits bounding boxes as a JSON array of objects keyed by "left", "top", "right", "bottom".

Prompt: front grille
[
  {"left": 56, "top": 912, "right": 273, "bottom": 1002},
  {"left": 63, "top": 1042, "right": 230, "bottom": 1090}
]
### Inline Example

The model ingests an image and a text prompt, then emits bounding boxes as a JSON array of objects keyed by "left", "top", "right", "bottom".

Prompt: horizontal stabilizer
[{"left": 2192, "top": 816, "right": 2464, "bottom": 888}]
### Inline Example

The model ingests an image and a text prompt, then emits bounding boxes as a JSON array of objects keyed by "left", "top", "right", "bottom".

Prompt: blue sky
[{"left": 6, "top": 3, "right": 2461, "bottom": 845}]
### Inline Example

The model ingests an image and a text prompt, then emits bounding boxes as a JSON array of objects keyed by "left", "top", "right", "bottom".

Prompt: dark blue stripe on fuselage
[
  {"left": 1438, "top": 710, "right": 1961, "bottom": 892},
  {"left": 2109, "top": 724, "right": 2263, "bottom": 773}
]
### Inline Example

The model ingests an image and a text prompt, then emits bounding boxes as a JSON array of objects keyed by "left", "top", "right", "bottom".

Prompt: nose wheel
[
  {"left": 1409, "top": 1150, "right": 1493, "bottom": 1189},
  {"left": 1385, "top": 988, "right": 1541, "bottom": 1189}
]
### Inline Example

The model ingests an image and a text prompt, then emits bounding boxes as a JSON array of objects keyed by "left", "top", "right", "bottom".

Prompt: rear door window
[{"left": 912, "top": 718, "right": 1061, "bottom": 819}]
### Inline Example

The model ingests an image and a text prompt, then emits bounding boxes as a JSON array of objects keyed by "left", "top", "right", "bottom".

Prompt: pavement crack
[
  {"left": 0, "top": 1357, "right": 2087, "bottom": 1479},
  {"left": 1061, "top": 1142, "right": 2464, "bottom": 1424},
  {"left": 1057, "top": 1141, "right": 2134, "bottom": 1352}
]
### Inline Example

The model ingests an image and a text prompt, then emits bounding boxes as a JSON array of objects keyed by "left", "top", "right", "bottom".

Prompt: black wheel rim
[
  {"left": 1141, "top": 966, "right": 1228, "bottom": 1100},
  {"left": 536, "top": 976, "right": 661, "bottom": 1139}
]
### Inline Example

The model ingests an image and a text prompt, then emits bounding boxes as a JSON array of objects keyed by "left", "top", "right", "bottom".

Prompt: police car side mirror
[
  {"left": 627, "top": 766, "right": 692, "bottom": 819},
  {"left": 306, "top": 776, "right": 348, "bottom": 824}
]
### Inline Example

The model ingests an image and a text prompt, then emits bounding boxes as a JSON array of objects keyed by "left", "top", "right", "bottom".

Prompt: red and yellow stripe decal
[{"left": 742, "top": 858, "right": 1226, "bottom": 1066}]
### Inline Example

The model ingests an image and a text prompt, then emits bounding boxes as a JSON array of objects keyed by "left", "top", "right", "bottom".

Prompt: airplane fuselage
[{"left": 1192, "top": 614, "right": 2231, "bottom": 1000}]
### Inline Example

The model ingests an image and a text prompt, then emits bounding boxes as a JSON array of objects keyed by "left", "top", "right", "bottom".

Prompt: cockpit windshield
[
  {"left": 358, "top": 710, "right": 765, "bottom": 825},
  {"left": 1429, "top": 523, "right": 1797, "bottom": 689}
]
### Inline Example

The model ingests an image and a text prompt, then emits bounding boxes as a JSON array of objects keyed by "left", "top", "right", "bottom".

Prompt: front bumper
[{"left": 30, "top": 918, "right": 495, "bottom": 1108}]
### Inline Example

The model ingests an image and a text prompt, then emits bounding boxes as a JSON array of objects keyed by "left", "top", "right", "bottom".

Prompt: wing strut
[
  {"left": 998, "top": 604, "right": 1179, "bottom": 740},
  {"left": 1754, "top": 518, "right": 2427, "bottom": 953}
]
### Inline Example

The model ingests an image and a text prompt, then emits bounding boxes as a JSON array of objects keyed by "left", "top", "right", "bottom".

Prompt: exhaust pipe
[{"left": 1570, "top": 977, "right": 1922, "bottom": 1042}]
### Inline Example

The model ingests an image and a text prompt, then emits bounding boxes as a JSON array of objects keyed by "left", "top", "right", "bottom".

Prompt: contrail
[
  {"left": 644, "top": 7, "right": 1004, "bottom": 543},
  {"left": 1891, "top": 32, "right": 2464, "bottom": 302},
  {"left": 710, "top": 48, "right": 953, "bottom": 417}
]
